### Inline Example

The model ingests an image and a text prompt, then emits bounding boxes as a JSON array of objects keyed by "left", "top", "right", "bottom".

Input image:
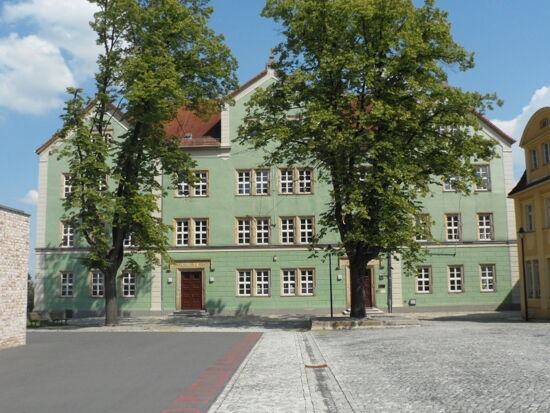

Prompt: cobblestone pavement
[{"left": 314, "top": 319, "right": 550, "bottom": 412}]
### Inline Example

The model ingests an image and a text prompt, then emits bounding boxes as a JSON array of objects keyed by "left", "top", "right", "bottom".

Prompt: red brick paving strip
[{"left": 161, "top": 333, "right": 262, "bottom": 413}]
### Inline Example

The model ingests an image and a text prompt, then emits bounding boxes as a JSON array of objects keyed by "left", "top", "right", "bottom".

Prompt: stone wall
[{"left": 0, "top": 205, "right": 30, "bottom": 349}]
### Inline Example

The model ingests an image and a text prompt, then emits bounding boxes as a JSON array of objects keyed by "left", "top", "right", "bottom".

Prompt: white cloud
[
  {"left": 491, "top": 86, "right": 550, "bottom": 180},
  {"left": 19, "top": 189, "right": 38, "bottom": 205},
  {"left": 0, "top": 0, "right": 99, "bottom": 114}
]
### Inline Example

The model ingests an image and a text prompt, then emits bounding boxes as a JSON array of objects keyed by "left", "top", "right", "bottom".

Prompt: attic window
[
  {"left": 184, "top": 133, "right": 193, "bottom": 139},
  {"left": 541, "top": 118, "right": 548, "bottom": 128}
]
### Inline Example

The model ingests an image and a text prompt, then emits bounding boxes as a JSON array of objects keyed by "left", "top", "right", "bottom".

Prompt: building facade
[
  {"left": 34, "top": 69, "right": 519, "bottom": 316},
  {"left": 0, "top": 205, "right": 30, "bottom": 349},
  {"left": 509, "top": 107, "right": 550, "bottom": 319}
]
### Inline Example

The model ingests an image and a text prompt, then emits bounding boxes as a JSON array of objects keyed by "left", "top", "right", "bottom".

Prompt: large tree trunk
[
  {"left": 348, "top": 251, "right": 376, "bottom": 319},
  {"left": 104, "top": 267, "right": 119, "bottom": 326}
]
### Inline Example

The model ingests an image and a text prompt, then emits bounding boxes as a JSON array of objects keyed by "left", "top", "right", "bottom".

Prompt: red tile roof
[{"left": 165, "top": 109, "right": 221, "bottom": 147}]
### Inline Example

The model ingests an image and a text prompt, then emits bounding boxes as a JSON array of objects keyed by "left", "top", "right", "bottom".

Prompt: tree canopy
[
  {"left": 58, "top": 0, "right": 238, "bottom": 325},
  {"left": 238, "top": 0, "right": 499, "bottom": 317}
]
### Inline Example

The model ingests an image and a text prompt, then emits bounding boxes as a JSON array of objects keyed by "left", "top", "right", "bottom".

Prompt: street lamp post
[
  {"left": 328, "top": 245, "right": 334, "bottom": 319},
  {"left": 518, "top": 227, "right": 529, "bottom": 322}
]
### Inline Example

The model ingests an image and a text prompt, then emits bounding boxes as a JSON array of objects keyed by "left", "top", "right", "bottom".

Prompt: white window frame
[
  {"left": 543, "top": 142, "right": 550, "bottom": 165},
  {"left": 60, "top": 271, "right": 73, "bottom": 297},
  {"left": 531, "top": 148, "right": 539, "bottom": 170},
  {"left": 255, "top": 218, "right": 270, "bottom": 245},
  {"left": 122, "top": 272, "right": 136, "bottom": 298},
  {"left": 477, "top": 213, "right": 494, "bottom": 241},
  {"left": 237, "top": 270, "right": 252, "bottom": 296},
  {"left": 525, "top": 204, "right": 534, "bottom": 231},
  {"left": 414, "top": 214, "right": 430, "bottom": 241},
  {"left": 176, "top": 181, "right": 190, "bottom": 197},
  {"left": 474, "top": 165, "right": 491, "bottom": 191},
  {"left": 237, "top": 169, "right": 270, "bottom": 196},
  {"left": 281, "top": 268, "right": 315, "bottom": 296},
  {"left": 443, "top": 176, "right": 457, "bottom": 191},
  {"left": 255, "top": 170, "right": 270, "bottom": 195},
  {"left": 237, "top": 170, "right": 251, "bottom": 195},
  {"left": 279, "top": 168, "right": 313, "bottom": 195},
  {"left": 280, "top": 169, "right": 294, "bottom": 194},
  {"left": 445, "top": 214, "right": 461, "bottom": 241},
  {"left": 480, "top": 264, "right": 495, "bottom": 292},
  {"left": 174, "top": 218, "right": 208, "bottom": 247},
  {"left": 255, "top": 269, "right": 270, "bottom": 296},
  {"left": 123, "top": 233, "right": 136, "bottom": 247},
  {"left": 193, "top": 171, "right": 208, "bottom": 197},
  {"left": 62, "top": 174, "right": 73, "bottom": 198},
  {"left": 175, "top": 219, "right": 189, "bottom": 246},
  {"left": 237, "top": 218, "right": 251, "bottom": 245},
  {"left": 280, "top": 217, "right": 295, "bottom": 244},
  {"left": 61, "top": 221, "right": 75, "bottom": 247},
  {"left": 91, "top": 271, "right": 104, "bottom": 298},
  {"left": 194, "top": 219, "right": 208, "bottom": 245},
  {"left": 299, "top": 217, "right": 314, "bottom": 244},
  {"left": 236, "top": 269, "right": 270, "bottom": 297},
  {"left": 297, "top": 169, "right": 312, "bottom": 194},
  {"left": 448, "top": 266, "right": 463, "bottom": 293},
  {"left": 416, "top": 266, "right": 431, "bottom": 293}
]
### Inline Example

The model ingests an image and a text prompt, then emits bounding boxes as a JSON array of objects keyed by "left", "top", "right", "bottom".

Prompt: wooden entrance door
[
  {"left": 181, "top": 271, "right": 203, "bottom": 310},
  {"left": 363, "top": 267, "right": 373, "bottom": 307}
]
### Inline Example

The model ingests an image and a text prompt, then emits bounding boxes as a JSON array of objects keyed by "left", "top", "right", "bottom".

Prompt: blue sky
[{"left": 1, "top": 0, "right": 549, "bottom": 274}]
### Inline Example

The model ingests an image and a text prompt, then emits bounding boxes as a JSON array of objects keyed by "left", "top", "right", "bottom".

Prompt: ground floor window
[
  {"left": 91, "top": 271, "right": 104, "bottom": 298},
  {"left": 480, "top": 265, "right": 496, "bottom": 292},
  {"left": 237, "top": 269, "right": 271, "bottom": 297},
  {"left": 60, "top": 272, "right": 73, "bottom": 297},
  {"left": 525, "top": 260, "right": 541, "bottom": 298},
  {"left": 282, "top": 268, "right": 315, "bottom": 296},
  {"left": 448, "top": 266, "right": 463, "bottom": 293},
  {"left": 416, "top": 267, "right": 431, "bottom": 293},
  {"left": 122, "top": 272, "right": 136, "bottom": 298}
]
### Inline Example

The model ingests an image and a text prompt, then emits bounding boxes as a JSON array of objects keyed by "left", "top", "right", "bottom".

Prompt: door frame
[
  {"left": 179, "top": 270, "right": 204, "bottom": 310},
  {"left": 343, "top": 258, "right": 379, "bottom": 309},
  {"left": 172, "top": 260, "right": 210, "bottom": 311}
]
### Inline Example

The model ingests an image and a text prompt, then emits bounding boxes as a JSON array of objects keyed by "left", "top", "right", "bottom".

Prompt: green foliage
[
  {"left": 238, "top": 0, "right": 499, "bottom": 272},
  {"left": 58, "top": 0, "right": 237, "bottom": 279}
]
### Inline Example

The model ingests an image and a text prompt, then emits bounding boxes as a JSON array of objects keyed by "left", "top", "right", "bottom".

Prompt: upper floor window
[
  {"left": 237, "top": 169, "right": 270, "bottom": 196},
  {"left": 445, "top": 214, "right": 461, "bottom": 241},
  {"left": 281, "top": 268, "right": 315, "bottom": 296},
  {"left": 543, "top": 143, "right": 550, "bottom": 165},
  {"left": 530, "top": 149, "right": 539, "bottom": 170},
  {"left": 414, "top": 214, "right": 430, "bottom": 241},
  {"left": 279, "top": 168, "right": 313, "bottom": 195},
  {"left": 123, "top": 234, "right": 136, "bottom": 247},
  {"left": 174, "top": 218, "right": 208, "bottom": 246},
  {"left": 236, "top": 217, "right": 270, "bottom": 245},
  {"left": 443, "top": 176, "right": 457, "bottom": 192},
  {"left": 176, "top": 171, "right": 208, "bottom": 197},
  {"left": 60, "top": 272, "right": 73, "bottom": 297},
  {"left": 122, "top": 272, "right": 136, "bottom": 298},
  {"left": 61, "top": 222, "right": 75, "bottom": 247},
  {"left": 280, "top": 216, "right": 315, "bottom": 245},
  {"left": 474, "top": 165, "right": 491, "bottom": 191},
  {"left": 62, "top": 174, "right": 73, "bottom": 198},
  {"left": 525, "top": 204, "right": 534, "bottom": 231},
  {"left": 90, "top": 271, "right": 104, "bottom": 298},
  {"left": 477, "top": 213, "right": 494, "bottom": 241}
]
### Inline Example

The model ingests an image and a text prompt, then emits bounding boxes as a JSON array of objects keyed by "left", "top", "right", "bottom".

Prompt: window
[
  {"left": 176, "top": 171, "right": 208, "bottom": 197},
  {"left": 282, "top": 268, "right": 315, "bottom": 296},
  {"left": 61, "top": 222, "right": 75, "bottom": 247},
  {"left": 478, "top": 213, "right": 493, "bottom": 240},
  {"left": 480, "top": 265, "right": 495, "bottom": 292},
  {"left": 123, "top": 234, "right": 136, "bottom": 247},
  {"left": 443, "top": 177, "right": 457, "bottom": 191},
  {"left": 474, "top": 165, "right": 490, "bottom": 191},
  {"left": 175, "top": 219, "right": 189, "bottom": 246},
  {"left": 299, "top": 217, "right": 314, "bottom": 243},
  {"left": 237, "top": 171, "right": 251, "bottom": 195},
  {"left": 448, "top": 266, "right": 463, "bottom": 292},
  {"left": 300, "top": 269, "right": 314, "bottom": 295},
  {"left": 280, "top": 168, "right": 313, "bottom": 194},
  {"left": 416, "top": 267, "right": 431, "bottom": 293},
  {"left": 237, "top": 270, "right": 251, "bottom": 296},
  {"left": 63, "top": 174, "right": 72, "bottom": 198},
  {"left": 194, "top": 220, "right": 208, "bottom": 245},
  {"left": 237, "top": 170, "right": 270, "bottom": 196},
  {"left": 525, "top": 204, "right": 534, "bottom": 231},
  {"left": 237, "top": 269, "right": 270, "bottom": 297},
  {"left": 237, "top": 219, "right": 251, "bottom": 245},
  {"left": 414, "top": 214, "right": 430, "bottom": 241},
  {"left": 297, "top": 169, "right": 312, "bottom": 194},
  {"left": 122, "top": 272, "right": 136, "bottom": 298},
  {"left": 531, "top": 149, "right": 539, "bottom": 170},
  {"left": 282, "top": 269, "right": 296, "bottom": 295},
  {"left": 445, "top": 214, "right": 461, "bottom": 241},
  {"left": 543, "top": 143, "right": 550, "bottom": 165},
  {"left": 60, "top": 272, "right": 73, "bottom": 297},
  {"left": 280, "top": 169, "right": 294, "bottom": 194},
  {"left": 255, "top": 170, "right": 269, "bottom": 195},
  {"left": 281, "top": 218, "right": 295, "bottom": 244},
  {"left": 525, "top": 260, "right": 541, "bottom": 299},
  {"left": 256, "top": 218, "right": 270, "bottom": 245},
  {"left": 91, "top": 271, "right": 104, "bottom": 298},
  {"left": 193, "top": 172, "right": 208, "bottom": 196}
]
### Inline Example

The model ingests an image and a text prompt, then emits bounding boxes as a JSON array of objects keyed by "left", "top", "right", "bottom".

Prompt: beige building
[
  {"left": 0, "top": 205, "right": 30, "bottom": 349},
  {"left": 509, "top": 107, "right": 550, "bottom": 320}
]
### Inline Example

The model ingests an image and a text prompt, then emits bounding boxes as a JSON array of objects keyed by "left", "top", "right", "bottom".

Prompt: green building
[{"left": 34, "top": 68, "right": 519, "bottom": 316}]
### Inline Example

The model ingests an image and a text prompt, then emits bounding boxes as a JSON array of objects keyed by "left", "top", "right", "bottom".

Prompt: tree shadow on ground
[{"left": 419, "top": 311, "right": 522, "bottom": 323}]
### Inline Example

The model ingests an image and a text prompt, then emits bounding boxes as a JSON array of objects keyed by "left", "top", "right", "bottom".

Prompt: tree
[
  {"left": 238, "top": 0, "right": 499, "bottom": 318},
  {"left": 57, "top": 0, "right": 237, "bottom": 325}
]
